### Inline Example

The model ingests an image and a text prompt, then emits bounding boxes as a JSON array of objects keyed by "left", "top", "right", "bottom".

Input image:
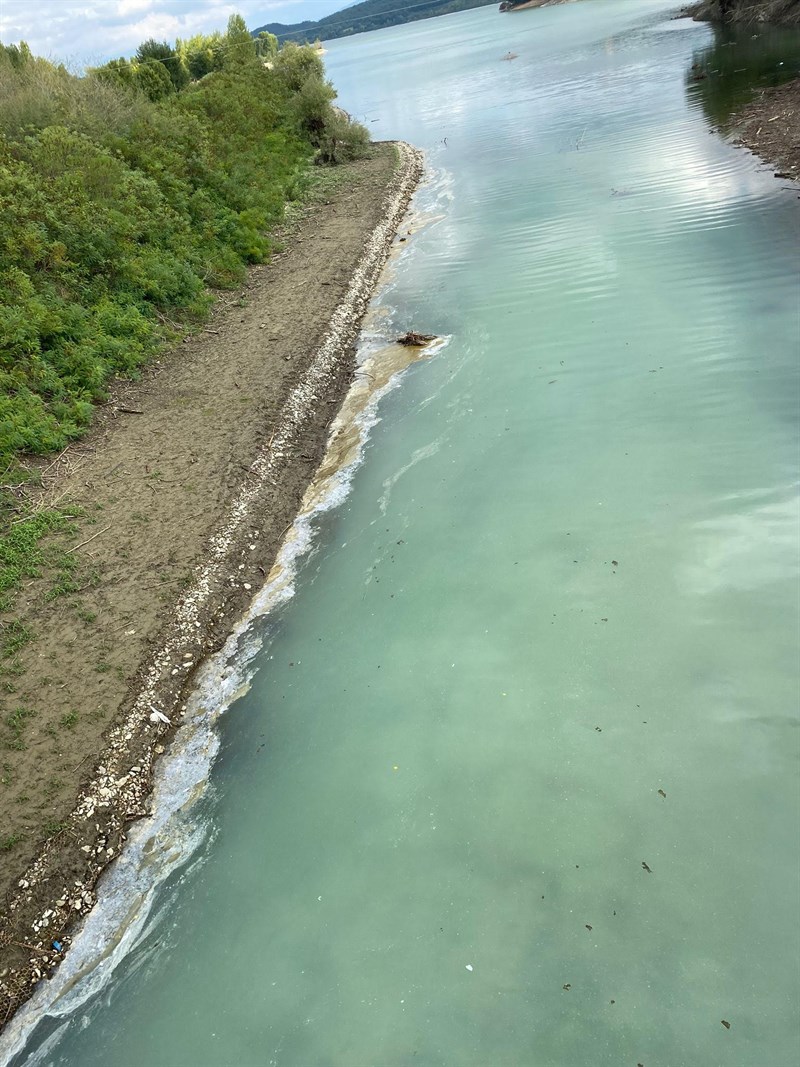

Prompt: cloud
[{"left": 0, "top": 0, "right": 346, "bottom": 67}]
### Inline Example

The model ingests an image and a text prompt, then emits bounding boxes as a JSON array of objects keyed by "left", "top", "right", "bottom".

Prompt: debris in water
[
  {"left": 585, "top": 924, "right": 592, "bottom": 931},
  {"left": 658, "top": 789, "right": 666, "bottom": 799},
  {"left": 396, "top": 331, "right": 436, "bottom": 346},
  {"left": 562, "top": 983, "right": 571, "bottom": 991},
  {"left": 721, "top": 1020, "right": 731, "bottom": 1030},
  {"left": 642, "top": 861, "right": 653, "bottom": 874},
  {"left": 465, "top": 964, "right": 473, "bottom": 972},
  {"left": 611, "top": 560, "right": 619, "bottom": 566}
]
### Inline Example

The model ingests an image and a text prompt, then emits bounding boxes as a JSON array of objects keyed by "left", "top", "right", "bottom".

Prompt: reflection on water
[
  {"left": 6, "top": 1, "right": 800, "bottom": 1065},
  {"left": 687, "top": 21, "right": 800, "bottom": 125}
]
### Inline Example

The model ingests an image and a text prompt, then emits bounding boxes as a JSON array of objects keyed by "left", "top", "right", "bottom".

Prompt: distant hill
[{"left": 254, "top": 0, "right": 497, "bottom": 44}]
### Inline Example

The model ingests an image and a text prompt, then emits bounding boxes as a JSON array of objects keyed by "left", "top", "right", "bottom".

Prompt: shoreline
[
  {"left": 728, "top": 76, "right": 800, "bottom": 179},
  {"left": 0, "top": 140, "right": 424, "bottom": 1031}
]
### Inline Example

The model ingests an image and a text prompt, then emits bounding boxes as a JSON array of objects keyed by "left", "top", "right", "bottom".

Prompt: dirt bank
[
  {"left": 729, "top": 76, "right": 800, "bottom": 176},
  {"left": 689, "top": 0, "right": 800, "bottom": 25},
  {"left": 0, "top": 140, "right": 423, "bottom": 1028}
]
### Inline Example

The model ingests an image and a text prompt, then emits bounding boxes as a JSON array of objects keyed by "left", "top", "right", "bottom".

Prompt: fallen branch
[{"left": 73, "top": 525, "right": 111, "bottom": 551}]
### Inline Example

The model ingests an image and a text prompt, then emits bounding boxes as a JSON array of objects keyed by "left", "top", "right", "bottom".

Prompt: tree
[
  {"left": 133, "top": 59, "right": 173, "bottom": 101},
  {"left": 135, "top": 38, "right": 188, "bottom": 91},
  {"left": 179, "top": 33, "right": 225, "bottom": 80},
  {"left": 272, "top": 42, "right": 325, "bottom": 92},
  {"left": 223, "top": 14, "right": 258, "bottom": 69},
  {"left": 256, "top": 31, "right": 279, "bottom": 60}
]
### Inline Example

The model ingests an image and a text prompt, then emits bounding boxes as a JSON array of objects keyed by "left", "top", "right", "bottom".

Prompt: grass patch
[
  {"left": 0, "top": 618, "right": 34, "bottom": 659},
  {"left": 0, "top": 831, "right": 25, "bottom": 851},
  {"left": 0, "top": 507, "right": 76, "bottom": 598},
  {"left": 4, "top": 704, "right": 35, "bottom": 749}
]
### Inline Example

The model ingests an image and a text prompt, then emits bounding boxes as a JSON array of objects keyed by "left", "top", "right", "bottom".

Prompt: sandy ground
[
  {"left": 0, "top": 141, "right": 423, "bottom": 1027},
  {"left": 730, "top": 76, "right": 800, "bottom": 178}
]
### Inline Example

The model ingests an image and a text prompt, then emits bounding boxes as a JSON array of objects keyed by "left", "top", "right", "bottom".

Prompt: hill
[{"left": 254, "top": 0, "right": 497, "bottom": 44}]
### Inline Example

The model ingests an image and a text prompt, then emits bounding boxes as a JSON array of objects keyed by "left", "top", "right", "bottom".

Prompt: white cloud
[
  {"left": 0, "top": 0, "right": 347, "bottom": 67},
  {"left": 116, "top": 0, "right": 155, "bottom": 16}
]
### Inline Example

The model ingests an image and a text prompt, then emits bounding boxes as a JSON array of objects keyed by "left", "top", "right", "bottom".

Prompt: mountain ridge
[{"left": 254, "top": 0, "right": 497, "bottom": 44}]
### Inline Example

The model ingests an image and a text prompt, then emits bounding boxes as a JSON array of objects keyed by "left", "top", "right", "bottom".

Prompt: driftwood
[{"left": 396, "top": 331, "right": 436, "bottom": 347}]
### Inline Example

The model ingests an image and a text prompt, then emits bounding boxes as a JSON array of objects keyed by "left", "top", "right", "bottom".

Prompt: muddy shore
[
  {"left": 729, "top": 75, "right": 800, "bottom": 178},
  {"left": 0, "top": 140, "right": 423, "bottom": 1029}
]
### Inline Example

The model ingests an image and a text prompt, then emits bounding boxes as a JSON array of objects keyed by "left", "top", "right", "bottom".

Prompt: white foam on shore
[{"left": 0, "top": 168, "right": 452, "bottom": 1065}]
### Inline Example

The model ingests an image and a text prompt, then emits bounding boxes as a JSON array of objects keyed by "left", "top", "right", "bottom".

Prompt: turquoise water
[{"left": 8, "top": 2, "right": 800, "bottom": 1065}]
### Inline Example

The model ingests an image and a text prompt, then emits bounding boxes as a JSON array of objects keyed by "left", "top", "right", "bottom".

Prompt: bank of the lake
[
  {"left": 0, "top": 141, "right": 422, "bottom": 1028},
  {"left": 731, "top": 76, "right": 800, "bottom": 177}
]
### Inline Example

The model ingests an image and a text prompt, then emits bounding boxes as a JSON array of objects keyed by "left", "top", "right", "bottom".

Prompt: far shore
[{"left": 500, "top": 0, "right": 572, "bottom": 13}]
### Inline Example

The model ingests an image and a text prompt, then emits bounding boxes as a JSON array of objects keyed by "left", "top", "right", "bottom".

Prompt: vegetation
[
  {"left": 0, "top": 16, "right": 369, "bottom": 481},
  {"left": 254, "top": 0, "right": 496, "bottom": 45}
]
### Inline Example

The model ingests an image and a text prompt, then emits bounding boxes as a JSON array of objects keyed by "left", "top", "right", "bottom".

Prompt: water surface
[{"left": 9, "top": 2, "right": 800, "bottom": 1065}]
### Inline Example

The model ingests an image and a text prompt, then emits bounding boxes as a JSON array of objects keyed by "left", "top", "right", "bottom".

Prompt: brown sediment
[
  {"left": 0, "top": 139, "right": 423, "bottom": 1029},
  {"left": 728, "top": 76, "right": 800, "bottom": 179}
]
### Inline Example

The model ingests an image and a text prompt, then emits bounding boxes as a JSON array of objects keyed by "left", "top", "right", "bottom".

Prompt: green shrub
[{"left": 0, "top": 18, "right": 369, "bottom": 478}]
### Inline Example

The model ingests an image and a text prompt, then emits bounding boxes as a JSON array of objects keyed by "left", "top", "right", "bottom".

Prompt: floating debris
[
  {"left": 721, "top": 1019, "right": 731, "bottom": 1030},
  {"left": 642, "top": 861, "right": 653, "bottom": 874},
  {"left": 658, "top": 789, "right": 666, "bottom": 799},
  {"left": 396, "top": 331, "right": 436, "bottom": 346}
]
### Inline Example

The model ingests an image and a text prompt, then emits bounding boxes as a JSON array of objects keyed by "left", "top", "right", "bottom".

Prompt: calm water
[{"left": 9, "top": 2, "right": 800, "bottom": 1065}]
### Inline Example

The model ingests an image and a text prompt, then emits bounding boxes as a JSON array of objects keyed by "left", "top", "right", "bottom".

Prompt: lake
[{"left": 5, "top": 1, "right": 799, "bottom": 1064}]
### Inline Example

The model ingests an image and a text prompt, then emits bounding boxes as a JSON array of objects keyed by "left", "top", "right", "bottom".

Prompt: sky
[{"left": 0, "top": 0, "right": 352, "bottom": 68}]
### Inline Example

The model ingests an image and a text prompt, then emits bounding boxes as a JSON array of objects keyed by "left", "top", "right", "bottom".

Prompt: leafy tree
[
  {"left": 272, "top": 41, "right": 325, "bottom": 92},
  {"left": 256, "top": 31, "right": 279, "bottom": 60},
  {"left": 135, "top": 38, "right": 188, "bottom": 91},
  {"left": 133, "top": 59, "right": 173, "bottom": 101},
  {"left": 223, "top": 14, "right": 258, "bottom": 69},
  {"left": 179, "top": 32, "right": 225, "bottom": 80}
]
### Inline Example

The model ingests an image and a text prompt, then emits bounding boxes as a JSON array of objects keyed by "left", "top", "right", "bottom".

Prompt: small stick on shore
[{"left": 73, "top": 525, "right": 111, "bottom": 551}]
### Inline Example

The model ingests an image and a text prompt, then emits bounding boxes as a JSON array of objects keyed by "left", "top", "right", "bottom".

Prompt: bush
[{"left": 0, "top": 18, "right": 370, "bottom": 476}]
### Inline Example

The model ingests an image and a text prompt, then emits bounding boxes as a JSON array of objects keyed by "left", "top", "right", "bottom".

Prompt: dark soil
[{"left": 730, "top": 76, "right": 800, "bottom": 178}]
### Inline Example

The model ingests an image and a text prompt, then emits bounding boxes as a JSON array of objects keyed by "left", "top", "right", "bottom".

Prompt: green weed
[{"left": 0, "top": 619, "right": 34, "bottom": 659}]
